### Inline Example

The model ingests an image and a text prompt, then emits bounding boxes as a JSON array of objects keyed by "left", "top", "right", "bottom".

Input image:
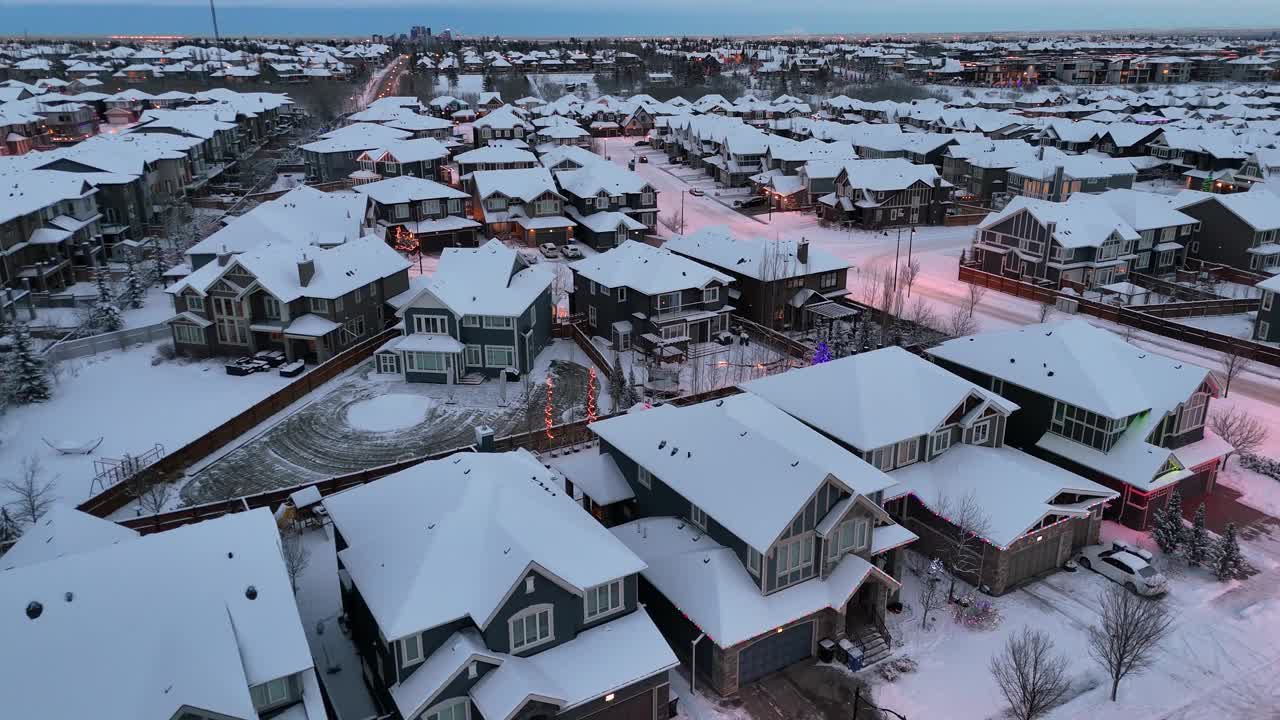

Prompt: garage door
[
  {"left": 1008, "top": 537, "right": 1062, "bottom": 586},
  {"left": 580, "top": 686, "right": 652, "bottom": 720},
  {"left": 1178, "top": 467, "right": 1215, "bottom": 500},
  {"left": 738, "top": 622, "right": 814, "bottom": 686}
]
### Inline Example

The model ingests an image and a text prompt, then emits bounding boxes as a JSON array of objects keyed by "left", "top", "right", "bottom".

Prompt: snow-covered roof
[
  {"left": 323, "top": 450, "right": 646, "bottom": 641},
  {"left": 0, "top": 509, "right": 316, "bottom": 720},
  {"left": 355, "top": 175, "right": 468, "bottom": 205},
  {"left": 0, "top": 505, "right": 138, "bottom": 571},
  {"left": 666, "top": 225, "right": 850, "bottom": 281},
  {"left": 454, "top": 145, "right": 538, "bottom": 165},
  {"left": 1175, "top": 188, "right": 1280, "bottom": 231},
  {"left": 401, "top": 238, "right": 552, "bottom": 317},
  {"left": 890, "top": 444, "right": 1116, "bottom": 548},
  {"left": 589, "top": 394, "right": 896, "bottom": 554},
  {"left": 554, "top": 162, "right": 651, "bottom": 198},
  {"left": 471, "top": 167, "right": 560, "bottom": 203},
  {"left": 569, "top": 240, "right": 731, "bottom": 295},
  {"left": 1095, "top": 188, "right": 1198, "bottom": 231},
  {"left": 837, "top": 158, "right": 945, "bottom": 191},
  {"left": 186, "top": 186, "right": 367, "bottom": 257},
  {"left": 548, "top": 447, "right": 637, "bottom": 506},
  {"left": 302, "top": 122, "right": 411, "bottom": 153},
  {"left": 744, "top": 346, "right": 1016, "bottom": 452},
  {"left": 981, "top": 194, "right": 1140, "bottom": 249},
  {"left": 929, "top": 319, "right": 1213, "bottom": 420},
  {"left": 613, "top": 517, "right": 898, "bottom": 647}
]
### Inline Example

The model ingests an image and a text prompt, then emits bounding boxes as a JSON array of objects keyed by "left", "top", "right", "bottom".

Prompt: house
[
  {"left": 454, "top": 145, "right": 539, "bottom": 182},
  {"left": 0, "top": 507, "right": 325, "bottom": 720},
  {"left": 376, "top": 239, "right": 553, "bottom": 382},
  {"left": 665, "top": 226, "right": 854, "bottom": 330},
  {"left": 569, "top": 240, "right": 733, "bottom": 355},
  {"left": 554, "top": 163, "right": 658, "bottom": 248},
  {"left": 356, "top": 175, "right": 479, "bottom": 252},
  {"left": 353, "top": 137, "right": 452, "bottom": 184},
  {"left": 1005, "top": 156, "right": 1137, "bottom": 204},
  {"left": 594, "top": 393, "right": 911, "bottom": 694},
  {"left": 1253, "top": 274, "right": 1280, "bottom": 342},
  {"left": 471, "top": 168, "right": 576, "bottom": 246},
  {"left": 1094, "top": 189, "right": 1200, "bottom": 276},
  {"left": 321, "top": 449, "right": 679, "bottom": 720},
  {"left": 471, "top": 105, "right": 532, "bottom": 147},
  {"left": 301, "top": 122, "right": 412, "bottom": 183},
  {"left": 928, "top": 319, "right": 1232, "bottom": 530},
  {"left": 0, "top": 169, "right": 105, "bottom": 293},
  {"left": 1172, "top": 189, "right": 1280, "bottom": 275},
  {"left": 743, "top": 347, "right": 1116, "bottom": 595},
  {"left": 165, "top": 235, "right": 410, "bottom": 362},
  {"left": 818, "top": 159, "right": 952, "bottom": 229}
]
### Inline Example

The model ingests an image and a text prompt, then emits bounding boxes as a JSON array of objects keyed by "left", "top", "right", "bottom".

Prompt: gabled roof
[
  {"left": 0, "top": 505, "right": 138, "bottom": 571},
  {"left": 980, "top": 194, "right": 1140, "bottom": 249},
  {"left": 1095, "top": 188, "right": 1197, "bottom": 231},
  {"left": 666, "top": 225, "right": 849, "bottom": 281},
  {"left": 554, "top": 162, "right": 650, "bottom": 197},
  {"left": 404, "top": 238, "right": 553, "bottom": 317},
  {"left": 1174, "top": 188, "right": 1280, "bottom": 231},
  {"left": 838, "top": 158, "right": 944, "bottom": 191},
  {"left": 322, "top": 450, "right": 646, "bottom": 641},
  {"left": 356, "top": 175, "right": 468, "bottom": 205},
  {"left": 589, "top": 394, "right": 896, "bottom": 554},
  {"left": 569, "top": 240, "right": 731, "bottom": 295},
  {"left": 471, "top": 167, "right": 560, "bottom": 202},
  {"left": 743, "top": 346, "right": 1017, "bottom": 451}
]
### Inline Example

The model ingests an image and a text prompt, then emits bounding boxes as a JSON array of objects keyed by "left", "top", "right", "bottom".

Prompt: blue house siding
[
  {"left": 395, "top": 617, "right": 472, "bottom": 684},
  {"left": 763, "top": 481, "right": 850, "bottom": 594},
  {"left": 481, "top": 567, "right": 638, "bottom": 657},
  {"left": 406, "top": 369, "right": 452, "bottom": 383}
]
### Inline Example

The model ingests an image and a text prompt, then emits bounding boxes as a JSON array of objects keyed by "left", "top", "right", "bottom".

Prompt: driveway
[{"left": 736, "top": 662, "right": 881, "bottom": 720}]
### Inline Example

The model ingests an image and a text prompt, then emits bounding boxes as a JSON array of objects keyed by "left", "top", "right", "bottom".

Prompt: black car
[{"left": 634, "top": 139, "right": 649, "bottom": 146}]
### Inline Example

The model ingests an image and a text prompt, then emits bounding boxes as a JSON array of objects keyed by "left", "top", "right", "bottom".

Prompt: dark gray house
[
  {"left": 1173, "top": 189, "right": 1280, "bottom": 275},
  {"left": 376, "top": 239, "right": 554, "bottom": 383},
  {"left": 818, "top": 159, "right": 952, "bottom": 229},
  {"left": 356, "top": 175, "right": 479, "bottom": 252},
  {"left": 568, "top": 240, "right": 733, "bottom": 355},
  {"left": 1254, "top": 274, "right": 1280, "bottom": 342},
  {"left": 353, "top": 138, "right": 452, "bottom": 183},
  {"left": 321, "top": 449, "right": 679, "bottom": 720},
  {"left": 1004, "top": 156, "right": 1137, "bottom": 204},
  {"left": 553, "top": 163, "right": 658, "bottom": 249},
  {"left": 301, "top": 122, "right": 413, "bottom": 183}
]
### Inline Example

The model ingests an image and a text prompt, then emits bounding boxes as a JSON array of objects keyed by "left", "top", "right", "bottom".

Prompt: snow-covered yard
[
  {"left": 592, "top": 335, "right": 795, "bottom": 399},
  {"left": 23, "top": 285, "right": 173, "bottom": 333},
  {"left": 267, "top": 171, "right": 307, "bottom": 193},
  {"left": 0, "top": 340, "right": 302, "bottom": 510},
  {"left": 1173, "top": 311, "right": 1279, "bottom": 349}
]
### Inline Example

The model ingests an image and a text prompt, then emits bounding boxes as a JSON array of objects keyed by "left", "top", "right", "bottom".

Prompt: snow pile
[{"left": 344, "top": 394, "right": 434, "bottom": 432}]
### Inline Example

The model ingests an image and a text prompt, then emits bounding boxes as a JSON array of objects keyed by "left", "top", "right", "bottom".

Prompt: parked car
[
  {"left": 539, "top": 242, "right": 560, "bottom": 258},
  {"left": 518, "top": 248, "right": 541, "bottom": 264},
  {"left": 734, "top": 196, "right": 767, "bottom": 209},
  {"left": 634, "top": 139, "right": 649, "bottom": 146},
  {"left": 638, "top": 155, "right": 649, "bottom": 163},
  {"left": 1076, "top": 542, "right": 1168, "bottom": 596},
  {"left": 561, "top": 244, "right": 584, "bottom": 259},
  {"left": 688, "top": 188, "right": 705, "bottom": 197}
]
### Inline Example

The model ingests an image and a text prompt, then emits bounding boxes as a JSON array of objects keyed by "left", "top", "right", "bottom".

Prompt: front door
[
  {"left": 690, "top": 319, "right": 710, "bottom": 343},
  {"left": 377, "top": 354, "right": 398, "bottom": 374}
]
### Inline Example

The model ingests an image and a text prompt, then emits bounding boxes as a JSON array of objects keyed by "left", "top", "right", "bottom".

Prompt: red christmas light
[
  {"left": 545, "top": 377, "right": 555, "bottom": 440},
  {"left": 586, "top": 367, "right": 597, "bottom": 423}
]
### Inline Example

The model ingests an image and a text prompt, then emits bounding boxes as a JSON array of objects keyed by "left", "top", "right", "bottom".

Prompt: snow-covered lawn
[
  {"left": 24, "top": 285, "right": 173, "bottom": 332},
  {"left": 1173, "top": 312, "right": 1279, "bottom": 349},
  {"left": 0, "top": 340, "right": 301, "bottom": 509},
  {"left": 267, "top": 171, "right": 306, "bottom": 193},
  {"left": 592, "top": 336, "right": 794, "bottom": 399}
]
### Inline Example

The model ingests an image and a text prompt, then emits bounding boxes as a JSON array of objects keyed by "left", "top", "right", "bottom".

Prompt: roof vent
[
  {"left": 658, "top": 440, "right": 666, "bottom": 449},
  {"left": 245, "top": 585, "right": 258, "bottom": 600},
  {"left": 26, "top": 601, "right": 43, "bottom": 620},
  {"left": 1010, "top": 358, "right": 1016, "bottom": 363},
  {"left": 670, "top": 447, "right": 678, "bottom": 456},
  {"left": 227, "top": 551, "right": 234, "bottom": 559},
  {"left": 1048, "top": 371, "right": 1055, "bottom": 377},
  {"left": 64, "top": 592, "right": 74, "bottom": 603}
]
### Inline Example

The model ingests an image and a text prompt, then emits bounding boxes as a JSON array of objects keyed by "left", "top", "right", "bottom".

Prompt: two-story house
[
  {"left": 375, "top": 239, "right": 553, "bottom": 383},
  {"left": 1094, "top": 189, "right": 1200, "bottom": 276},
  {"left": 929, "top": 319, "right": 1232, "bottom": 530},
  {"left": 744, "top": 347, "right": 1117, "bottom": 595},
  {"left": 356, "top": 175, "right": 479, "bottom": 252},
  {"left": 554, "top": 163, "right": 657, "bottom": 249},
  {"left": 0, "top": 169, "right": 105, "bottom": 292},
  {"left": 666, "top": 226, "right": 853, "bottom": 330},
  {"left": 321, "top": 449, "right": 680, "bottom": 720},
  {"left": 595, "top": 393, "right": 911, "bottom": 694},
  {"left": 301, "top": 122, "right": 413, "bottom": 183},
  {"left": 471, "top": 168, "right": 576, "bottom": 245},
  {"left": 470, "top": 105, "right": 533, "bottom": 148},
  {"left": 0, "top": 507, "right": 326, "bottom": 720},
  {"left": 1172, "top": 188, "right": 1280, "bottom": 275},
  {"left": 1004, "top": 156, "right": 1137, "bottom": 205},
  {"left": 353, "top": 138, "right": 452, "bottom": 184},
  {"left": 818, "top": 159, "right": 952, "bottom": 229},
  {"left": 569, "top": 240, "right": 733, "bottom": 355},
  {"left": 1254, "top": 274, "right": 1280, "bottom": 342},
  {"left": 454, "top": 145, "right": 539, "bottom": 186},
  {"left": 165, "top": 235, "right": 410, "bottom": 362}
]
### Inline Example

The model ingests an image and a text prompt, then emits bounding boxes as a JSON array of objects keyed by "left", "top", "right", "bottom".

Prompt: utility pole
[
  {"left": 906, "top": 223, "right": 915, "bottom": 297},
  {"left": 208, "top": 0, "right": 225, "bottom": 77},
  {"left": 680, "top": 189, "right": 686, "bottom": 235}
]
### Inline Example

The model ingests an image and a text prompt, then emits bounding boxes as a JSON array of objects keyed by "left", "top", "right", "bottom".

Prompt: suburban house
[
  {"left": 665, "top": 226, "right": 854, "bottom": 330},
  {"left": 569, "top": 240, "right": 733, "bottom": 356},
  {"left": 928, "top": 319, "right": 1232, "bottom": 530},
  {"left": 1094, "top": 189, "right": 1200, "bottom": 276},
  {"left": 301, "top": 122, "right": 412, "bottom": 183},
  {"left": 1004, "top": 156, "right": 1137, "bottom": 204},
  {"left": 356, "top": 175, "right": 479, "bottom": 251},
  {"left": 166, "top": 236, "right": 410, "bottom": 362},
  {"left": 0, "top": 169, "right": 105, "bottom": 293},
  {"left": 554, "top": 163, "right": 658, "bottom": 249},
  {"left": 454, "top": 145, "right": 539, "bottom": 184},
  {"left": 818, "top": 159, "right": 952, "bottom": 229},
  {"left": 470, "top": 168, "right": 576, "bottom": 245},
  {"left": 353, "top": 137, "right": 452, "bottom": 184},
  {"left": 0, "top": 507, "right": 326, "bottom": 720},
  {"left": 470, "top": 105, "right": 533, "bottom": 148},
  {"left": 376, "top": 239, "right": 553, "bottom": 382},
  {"left": 321, "top": 449, "right": 680, "bottom": 720},
  {"left": 1254, "top": 274, "right": 1280, "bottom": 342},
  {"left": 1172, "top": 188, "right": 1280, "bottom": 275},
  {"left": 594, "top": 393, "right": 911, "bottom": 694},
  {"left": 744, "top": 348, "right": 1117, "bottom": 596}
]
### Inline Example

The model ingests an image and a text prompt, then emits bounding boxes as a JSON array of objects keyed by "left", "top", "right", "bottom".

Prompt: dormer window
[
  {"left": 827, "top": 517, "right": 869, "bottom": 562},
  {"left": 399, "top": 633, "right": 422, "bottom": 667},
  {"left": 584, "top": 579, "right": 623, "bottom": 621},
  {"left": 413, "top": 315, "right": 449, "bottom": 335},
  {"left": 929, "top": 428, "right": 953, "bottom": 456},
  {"left": 509, "top": 604, "right": 554, "bottom": 652},
  {"left": 970, "top": 420, "right": 991, "bottom": 445}
]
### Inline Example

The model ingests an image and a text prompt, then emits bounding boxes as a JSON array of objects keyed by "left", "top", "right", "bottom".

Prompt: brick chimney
[
  {"left": 796, "top": 239, "right": 809, "bottom": 264},
  {"left": 297, "top": 254, "right": 315, "bottom": 287}
]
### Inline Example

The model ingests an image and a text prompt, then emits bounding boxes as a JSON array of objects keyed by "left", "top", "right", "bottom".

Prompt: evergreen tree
[
  {"left": 0, "top": 508, "right": 16, "bottom": 544},
  {"left": 625, "top": 366, "right": 642, "bottom": 407},
  {"left": 609, "top": 352, "right": 627, "bottom": 412},
  {"left": 122, "top": 252, "right": 146, "bottom": 309},
  {"left": 7, "top": 322, "right": 51, "bottom": 404},
  {"left": 1186, "top": 502, "right": 1210, "bottom": 567},
  {"left": 89, "top": 266, "right": 123, "bottom": 332},
  {"left": 1151, "top": 489, "right": 1185, "bottom": 555},
  {"left": 1213, "top": 522, "right": 1243, "bottom": 582}
]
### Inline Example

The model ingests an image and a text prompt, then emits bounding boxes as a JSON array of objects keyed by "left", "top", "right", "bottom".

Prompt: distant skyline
[{"left": 4, "top": 1, "right": 1280, "bottom": 39}]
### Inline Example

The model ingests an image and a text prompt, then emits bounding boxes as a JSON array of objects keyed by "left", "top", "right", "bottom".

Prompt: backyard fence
[{"left": 43, "top": 322, "right": 173, "bottom": 363}]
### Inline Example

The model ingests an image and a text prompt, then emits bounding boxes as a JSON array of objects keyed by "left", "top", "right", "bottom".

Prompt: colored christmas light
[
  {"left": 812, "top": 341, "right": 832, "bottom": 365},
  {"left": 545, "top": 377, "right": 555, "bottom": 440},
  {"left": 586, "top": 367, "right": 597, "bottom": 423}
]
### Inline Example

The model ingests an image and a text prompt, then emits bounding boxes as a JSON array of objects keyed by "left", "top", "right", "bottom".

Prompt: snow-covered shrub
[
  {"left": 876, "top": 656, "right": 919, "bottom": 682},
  {"left": 952, "top": 595, "right": 1002, "bottom": 631},
  {"left": 1239, "top": 454, "right": 1280, "bottom": 483}
]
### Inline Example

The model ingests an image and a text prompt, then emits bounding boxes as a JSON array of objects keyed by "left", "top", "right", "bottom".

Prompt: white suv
[{"left": 1076, "top": 542, "right": 1168, "bottom": 596}]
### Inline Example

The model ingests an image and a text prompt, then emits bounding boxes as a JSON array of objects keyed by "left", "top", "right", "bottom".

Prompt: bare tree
[
  {"left": 135, "top": 480, "right": 172, "bottom": 517},
  {"left": 2, "top": 455, "right": 56, "bottom": 526},
  {"left": 1217, "top": 345, "right": 1253, "bottom": 398},
  {"left": 1087, "top": 584, "right": 1175, "bottom": 702},
  {"left": 946, "top": 306, "right": 979, "bottom": 338},
  {"left": 281, "top": 529, "right": 312, "bottom": 594},
  {"left": 900, "top": 258, "right": 921, "bottom": 300},
  {"left": 906, "top": 296, "right": 940, "bottom": 332},
  {"left": 963, "top": 282, "right": 988, "bottom": 319},
  {"left": 1210, "top": 407, "right": 1269, "bottom": 463},
  {"left": 856, "top": 264, "right": 886, "bottom": 308},
  {"left": 1037, "top": 300, "right": 1054, "bottom": 323},
  {"left": 989, "top": 627, "right": 1072, "bottom": 720},
  {"left": 937, "top": 492, "right": 991, "bottom": 600},
  {"left": 918, "top": 558, "right": 947, "bottom": 629}
]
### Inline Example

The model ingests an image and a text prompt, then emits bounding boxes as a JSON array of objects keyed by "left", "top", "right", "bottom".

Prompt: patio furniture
[
  {"left": 278, "top": 360, "right": 305, "bottom": 378},
  {"left": 43, "top": 436, "right": 104, "bottom": 455}
]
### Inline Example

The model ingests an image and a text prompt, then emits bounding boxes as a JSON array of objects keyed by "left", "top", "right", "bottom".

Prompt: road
[{"left": 343, "top": 55, "right": 411, "bottom": 114}]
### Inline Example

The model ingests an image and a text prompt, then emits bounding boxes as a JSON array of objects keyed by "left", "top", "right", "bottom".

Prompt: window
[
  {"left": 773, "top": 534, "right": 815, "bottom": 587},
  {"left": 463, "top": 315, "right": 480, "bottom": 327},
  {"left": 661, "top": 324, "right": 686, "bottom": 341},
  {"left": 584, "top": 580, "right": 623, "bottom": 620},
  {"left": 173, "top": 324, "right": 204, "bottom": 344},
  {"left": 828, "top": 517, "right": 869, "bottom": 560},
  {"left": 929, "top": 428, "right": 952, "bottom": 456},
  {"left": 525, "top": 576, "right": 535, "bottom": 593},
  {"left": 703, "top": 286, "right": 719, "bottom": 304},
  {"left": 1158, "top": 251, "right": 1174, "bottom": 267},
  {"left": 534, "top": 198, "right": 558, "bottom": 215},
  {"left": 588, "top": 305, "right": 598, "bottom": 328},
  {"left": 1050, "top": 401, "right": 1127, "bottom": 452},
  {"left": 465, "top": 344, "right": 483, "bottom": 367},
  {"left": 641, "top": 191, "right": 655, "bottom": 205},
  {"left": 529, "top": 304, "right": 536, "bottom": 326},
  {"left": 617, "top": 286, "right": 628, "bottom": 302},
  {"left": 393, "top": 203, "right": 409, "bottom": 219},
  {"left": 407, "top": 352, "right": 446, "bottom": 372},
  {"left": 509, "top": 605, "right": 553, "bottom": 652},
  {"left": 216, "top": 318, "right": 247, "bottom": 345},
  {"left": 896, "top": 438, "right": 920, "bottom": 466},
  {"left": 485, "top": 345, "right": 516, "bottom": 369},
  {"left": 335, "top": 296, "right": 345, "bottom": 313},
  {"left": 414, "top": 315, "right": 449, "bottom": 334},
  {"left": 422, "top": 697, "right": 469, "bottom": 720},
  {"left": 378, "top": 354, "right": 398, "bottom": 373},
  {"left": 1263, "top": 291, "right": 1273, "bottom": 312},
  {"left": 1261, "top": 320, "right": 1272, "bottom": 339},
  {"left": 309, "top": 297, "right": 329, "bottom": 314},
  {"left": 867, "top": 446, "right": 894, "bottom": 471},
  {"left": 262, "top": 296, "right": 281, "bottom": 320},
  {"left": 657, "top": 292, "right": 680, "bottom": 312},
  {"left": 400, "top": 634, "right": 423, "bottom": 666},
  {"left": 354, "top": 288, "right": 362, "bottom": 303},
  {"left": 970, "top": 421, "right": 991, "bottom": 445},
  {"left": 689, "top": 502, "right": 708, "bottom": 529},
  {"left": 596, "top": 283, "right": 609, "bottom": 296},
  {"left": 588, "top": 280, "right": 597, "bottom": 295},
  {"left": 1175, "top": 392, "right": 1208, "bottom": 434},
  {"left": 467, "top": 663, "right": 478, "bottom": 680},
  {"left": 345, "top": 316, "right": 366, "bottom": 338},
  {"left": 421, "top": 199, "right": 441, "bottom": 215},
  {"left": 819, "top": 271, "right": 839, "bottom": 289},
  {"left": 448, "top": 198, "right": 463, "bottom": 214},
  {"left": 636, "top": 466, "right": 652, "bottom": 489},
  {"left": 747, "top": 547, "right": 762, "bottom": 576},
  {"left": 186, "top": 295, "right": 204, "bottom": 312},
  {"left": 251, "top": 677, "right": 292, "bottom": 710},
  {"left": 483, "top": 316, "right": 514, "bottom": 329},
  {"left": 213, "top": 296, "right": 242, "bottom": 317}
]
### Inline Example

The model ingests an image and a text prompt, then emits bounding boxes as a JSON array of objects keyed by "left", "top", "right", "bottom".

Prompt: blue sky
[{"left": 3, "top": 0, "right": 1280, "bottom": 37}]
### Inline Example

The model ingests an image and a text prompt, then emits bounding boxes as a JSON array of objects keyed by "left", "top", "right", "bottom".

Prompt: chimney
[
  {"left": 1052, "top": 165, "right": 1066, "bottom": 200},
  {"left": 216, "top": 244, "right": 232, "bottom": 266},
  {"left": 796, "top": 239, "right": 809, "bottom": 264},
  {"left": 297, "top": 254, "right": 315, "bottom": 287},
  {"left": 1037, "top": 145, "right": 1045, "bottom": 161}
]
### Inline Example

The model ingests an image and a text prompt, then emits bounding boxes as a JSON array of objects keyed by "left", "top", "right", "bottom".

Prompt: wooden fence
[
  {"left": 958, "top": 265, "right": 1280, "bottom": 368},
  {"left": 77, "top": 328, "right": 399, "bottom": 518},
  {"left": 1129, "top": 298, "right": 1260, "bottom": 319}
]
